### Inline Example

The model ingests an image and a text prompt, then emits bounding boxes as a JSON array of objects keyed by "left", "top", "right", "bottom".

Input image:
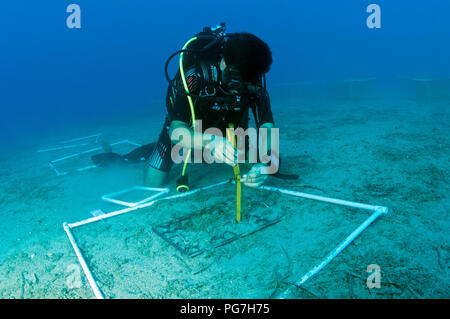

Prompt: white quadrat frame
[
  {"left": 37, "top": 134, "right": 102, "bottom": 153},
  {"left": 48, "top": 140, "right": 142, "bottom": 176},
  {"left": 102, "top": 187, "right": 171, "bottom": 207},
  {"left": 62, "top": 180, "right": 389, "bottom": 299}
]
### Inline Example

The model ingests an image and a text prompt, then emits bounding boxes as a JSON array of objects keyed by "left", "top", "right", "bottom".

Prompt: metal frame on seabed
[{"left": 62, "top": 179, "right": 389, "bottom": 299}]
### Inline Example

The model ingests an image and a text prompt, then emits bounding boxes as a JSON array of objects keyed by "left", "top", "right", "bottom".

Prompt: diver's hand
[
  {"left": 241, "top": 163, "right": 269, "bottom": 188},
  {"left": 206, "top": 136, "right": 237, "bottom": 167}
]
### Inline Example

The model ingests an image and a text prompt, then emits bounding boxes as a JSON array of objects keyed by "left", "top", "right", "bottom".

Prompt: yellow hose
[
  {"left": 180, "top": 37, "right": 197, "bottom": 128},
  {"left": 179, "top": 37, "right": 198, "bottom": 177}
]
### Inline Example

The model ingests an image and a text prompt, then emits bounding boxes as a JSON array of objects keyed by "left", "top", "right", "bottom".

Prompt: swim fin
[
  {"left": 91, "top": 142, "right": 156, "bottom": 167},
  {"left": 123, "top": 142, "right": 156, "bottom": 163},
  {"left": 91, "top": 152, "right": 126, "bottom": 167}
]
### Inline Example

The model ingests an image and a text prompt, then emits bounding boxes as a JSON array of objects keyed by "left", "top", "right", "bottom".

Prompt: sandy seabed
[{"left": 0, "top": 97, "right": 448, "bottom": 299}]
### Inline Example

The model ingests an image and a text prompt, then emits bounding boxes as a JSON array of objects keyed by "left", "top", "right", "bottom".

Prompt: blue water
[{"left": 1, "top": 0, "right": 449, "bottom": 146}]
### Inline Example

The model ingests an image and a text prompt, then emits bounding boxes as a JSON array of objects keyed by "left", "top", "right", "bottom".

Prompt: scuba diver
[{"left": 92, "top": 23, "right": 297, "bottom": 191}]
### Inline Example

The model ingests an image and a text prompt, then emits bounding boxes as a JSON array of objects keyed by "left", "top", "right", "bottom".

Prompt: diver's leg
[
  {"left": 144, "top": 117, "right": 173, "bottom": 187},
  {"left": 144, "top": 166, "right": 168, "bottom": 187}
]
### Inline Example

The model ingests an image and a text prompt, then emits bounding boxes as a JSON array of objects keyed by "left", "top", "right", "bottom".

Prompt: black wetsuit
[{"left": 147, "top": 40, "right": 274, "bottom": 173}]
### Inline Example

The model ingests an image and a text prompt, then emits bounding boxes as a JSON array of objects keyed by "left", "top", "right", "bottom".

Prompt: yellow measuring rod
[{"left": 227, "top": 124, "right": 242, "bottom": 222}]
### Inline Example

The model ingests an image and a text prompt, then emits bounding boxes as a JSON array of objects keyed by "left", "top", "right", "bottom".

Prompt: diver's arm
[
  {"left": 260, "top": 122, "right": 275, "bottom": 149},
  {"left": 242, "top": 86, "right": 277, "bottom": 187},
  {"left": 259, "top": 122, "right": 278, "bottom": 164},
  {"left": 256, "top": 90, "right": 278, "bottom": 169},
  {"left": 169, "top": 120, "right": 237, "bottom": 165},
  {"left": 242, "top": 121, "right": 278, "bottom": 187}
]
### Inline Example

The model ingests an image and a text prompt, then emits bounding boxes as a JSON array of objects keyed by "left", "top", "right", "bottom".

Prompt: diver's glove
[
  {"left": 241, "top": 151, "right": 280, "bottom": 187},
  {"left": 241, "top": 163, "right": 270, "bottom": 188},
  {"left": 205, "top": 135, "right": 237, "bottom": 167}
]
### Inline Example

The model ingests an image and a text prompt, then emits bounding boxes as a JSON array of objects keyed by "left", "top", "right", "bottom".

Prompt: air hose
[{"left": 176, "top": 37, "right": 198, "bottom": 193}]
